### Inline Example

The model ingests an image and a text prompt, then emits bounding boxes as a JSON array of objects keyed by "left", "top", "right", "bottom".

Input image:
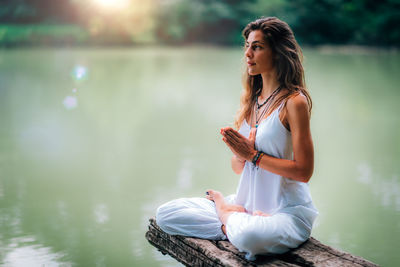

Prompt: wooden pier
[{"left": 145, "top": 218, "right": 378, "bottom": 266}]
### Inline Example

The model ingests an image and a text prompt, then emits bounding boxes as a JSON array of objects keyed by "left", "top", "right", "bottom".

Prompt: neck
[{"left": 259, "top": 72, "right": 280, "bottom": 100}]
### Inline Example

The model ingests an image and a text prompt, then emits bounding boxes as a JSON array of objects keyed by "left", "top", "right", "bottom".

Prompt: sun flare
[{"left": 92, "top": 0, "right": 130, "bottom": 10}]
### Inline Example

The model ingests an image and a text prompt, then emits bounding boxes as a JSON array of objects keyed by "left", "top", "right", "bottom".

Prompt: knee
[
  {"left": 233, "top": 225, "right": 286, "bottom": 255},
  {"left": 155, "top": 202, "right": 173, "bottom": 230},
  {"left": 237, "top": 226, "right": 267, "bottom": 251},
  {"left": 155, "top": 198, "right": 192, "bottom": 233}
]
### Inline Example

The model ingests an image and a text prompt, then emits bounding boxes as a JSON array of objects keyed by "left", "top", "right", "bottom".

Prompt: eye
[{"left": 252, "top": 45, "right": 262, "bottom": 50}]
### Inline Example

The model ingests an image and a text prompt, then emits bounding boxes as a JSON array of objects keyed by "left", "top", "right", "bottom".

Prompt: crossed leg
[
  {"left": 206, "top": 189, "right": 270, "bottom": 234},
  {"left": 206, "top": 190, "right": 245, "bottom": 224}
]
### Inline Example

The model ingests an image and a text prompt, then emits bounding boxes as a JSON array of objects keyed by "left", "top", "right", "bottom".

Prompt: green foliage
[
  {"left": 0, "top": 24, "right": 88, "bottom": 46},
  {"left": 152, "top": 0, "right": 400, "bottom": 46},
  {"left": 153, "top": 0, "right": 250, "bottom": 45},
  {"left": 0, "top": 0, "right": 398, "bottom": 46},
  {"left": 283, "top": 0, "right": 400, "bottom": 46}
]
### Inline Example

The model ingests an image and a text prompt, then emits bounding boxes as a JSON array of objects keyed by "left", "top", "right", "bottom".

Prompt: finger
[
  {"left": 221, "top": 127, "right": 233, "bottom": 136},
  {"left": 226, "top": 130, "right": 244, "bottom": 145},
  {"left": 222, "top": 127, "right": 237, "bottom": 136},
  {"left": 223, "top": 134, "right": 235, "bottom": 145},
  {"left": 221, "top": 127, "right": 231, "bottom": 133},
  {"left": 224, "top": 136, "right": 241, "bottom": 152},
  {"left": 225, "top": 137, "right": 250, "bottom": 158},
  {"left": 222, "top": 136, "right": 243, "bottom": 156},
  {"left": 224, "top": 130, "right": 241, "bottom": 143},
  {"left": 226, "top": 128, "right": 245, "bottom": 140}
]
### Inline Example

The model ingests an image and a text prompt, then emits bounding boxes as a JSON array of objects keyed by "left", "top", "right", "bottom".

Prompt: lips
[{"left": 247, "top": 62, "right": 256, "bottom": 66}]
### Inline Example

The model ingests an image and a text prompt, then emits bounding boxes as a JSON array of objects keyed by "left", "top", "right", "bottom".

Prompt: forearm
[
  {"left": 231, "top": 155, "right": 245, "bottom": 174},
  {"left": 253, "top": 152, "right": 313, "bottom": 183}
]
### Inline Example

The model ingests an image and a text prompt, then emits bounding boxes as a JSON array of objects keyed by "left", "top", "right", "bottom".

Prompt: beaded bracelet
[
  {"left": 256, "top": 152, "right": 264, "bottom": 166},
  {"left": 251, "top": 151, "right": 262, "bottom": 165}
]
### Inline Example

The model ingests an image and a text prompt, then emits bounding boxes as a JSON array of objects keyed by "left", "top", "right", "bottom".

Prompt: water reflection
[
  {"left": 0, "top": 178, "right": 4, "bottom": 198},
  {"left": 357, "top": 162, "right": 400, "bottom": 211},
  {"left": 17, "top": 116, "right": 66, "bottom": 159},
  {"left": 176, "top": 157, "right": 193, "bottom": 190},
  {"left": 3, "top": 236, "right": 70, "bottom": 267},
  {"left": 327, "top": 232, "right": 341, "bottom": 249},
  {"left": 94, "top": 204, "right": 109, "bottom": 224},
  {"left": 132, "top": 230, "right": 143, "bottom": 258}
]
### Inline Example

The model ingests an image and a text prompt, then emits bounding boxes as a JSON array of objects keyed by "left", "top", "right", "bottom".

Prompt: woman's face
[{"left": 245, "top": 30, "right": 275, "bottom": 76}]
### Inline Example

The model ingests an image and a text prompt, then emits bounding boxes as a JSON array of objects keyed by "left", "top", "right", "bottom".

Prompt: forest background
[{"left": 0, "top": 0, "right": 399, "bottom": 48}]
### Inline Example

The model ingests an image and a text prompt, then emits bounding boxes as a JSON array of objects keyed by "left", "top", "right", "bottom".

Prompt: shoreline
[{"left": 0, "top": 43, "right": 398, "bottom": 54}]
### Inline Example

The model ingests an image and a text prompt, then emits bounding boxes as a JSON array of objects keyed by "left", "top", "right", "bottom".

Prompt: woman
[{"left": 156, "top": 17, "right": 318, "bottom": 260}]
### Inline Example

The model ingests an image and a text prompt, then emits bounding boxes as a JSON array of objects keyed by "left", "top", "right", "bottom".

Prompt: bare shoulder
[
  {"left": 279, "top": 92, "right": 310, "bottom": 131},
  {"left": 286, "top": 93, "right": 309, "bottom": 116}
]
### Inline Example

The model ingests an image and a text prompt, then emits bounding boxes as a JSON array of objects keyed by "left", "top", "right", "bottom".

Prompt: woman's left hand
[{"left": 220, "top": 127, "right": 257, "bottom": 161}]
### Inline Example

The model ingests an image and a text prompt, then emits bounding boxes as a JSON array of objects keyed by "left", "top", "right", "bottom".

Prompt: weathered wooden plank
[
  {"left": 214, "top": 240, "right": 299, "bottom": 267},
  {"left": 277, "top": 237, "right": 378, "bottom": 267},
  {"left": 146, "top": 218, "right": 295, "bottom": 266},
  {"left": 145, "top": 218, "right": 379, "bottom": 267},
  {"left": 146, "top": 225, "right": 219, "bottom": 266}
]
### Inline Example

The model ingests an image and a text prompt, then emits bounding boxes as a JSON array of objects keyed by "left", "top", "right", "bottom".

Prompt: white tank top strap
[{"left": 277, "top": 100, "right": 286, "bottom": 113}]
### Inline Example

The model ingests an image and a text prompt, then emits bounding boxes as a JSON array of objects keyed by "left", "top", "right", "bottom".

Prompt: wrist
[
  {"left": 256, "top": 152, "right": 264, "bottom": 166},
  {"left": 248, "top": 150, "right": 258, "bottom": 162}
]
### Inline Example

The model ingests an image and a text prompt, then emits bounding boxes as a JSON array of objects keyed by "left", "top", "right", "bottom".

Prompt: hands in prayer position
[{"left": 220, "top": 127, "right": 257, "bottom": 162}]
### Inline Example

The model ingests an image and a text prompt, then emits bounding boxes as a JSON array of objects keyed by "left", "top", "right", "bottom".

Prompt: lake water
[{"left": 0, "top": 46, "right": 399, "bottom": 266}]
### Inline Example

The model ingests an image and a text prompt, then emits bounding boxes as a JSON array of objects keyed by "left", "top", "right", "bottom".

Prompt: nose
[{"left": 245, "top": 46, "right": 252, "bottom": 58}]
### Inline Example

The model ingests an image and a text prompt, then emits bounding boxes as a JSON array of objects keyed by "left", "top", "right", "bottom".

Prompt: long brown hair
[{"left": 234, "top": 17, "right": 312, "bottom": 129}]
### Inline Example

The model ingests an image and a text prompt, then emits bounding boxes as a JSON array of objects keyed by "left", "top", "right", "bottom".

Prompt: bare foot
[
  {"left": 253, "top": 210, "right": 271, "bottom": 217},
  {"left": 206, "top": 189, "right": 246, "bottom": 227},
  {"left": 205, "top": 189, "right": 224, "bottom": 202}
]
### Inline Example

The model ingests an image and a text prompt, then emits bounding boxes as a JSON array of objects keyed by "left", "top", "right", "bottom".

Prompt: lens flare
[
  {"left": 71, "top": 65, "right": 88, "bottom": 81},
  {"left": 63, "top": 96, "right": 78, "bottom": 110}
]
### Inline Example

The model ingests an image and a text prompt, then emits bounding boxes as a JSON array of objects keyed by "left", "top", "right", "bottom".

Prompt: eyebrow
[{"left": 245, "top": 40, "right": 265, "bottom": 45}]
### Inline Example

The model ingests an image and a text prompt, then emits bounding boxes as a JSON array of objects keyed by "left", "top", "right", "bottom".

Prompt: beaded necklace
[{"left": 254, "top": 85, "right": 282, "bottom": 129}]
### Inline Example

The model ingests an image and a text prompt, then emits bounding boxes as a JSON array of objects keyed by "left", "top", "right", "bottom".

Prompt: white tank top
[{"left": 236, "top": 103, "right": 315, "bottom": 215}]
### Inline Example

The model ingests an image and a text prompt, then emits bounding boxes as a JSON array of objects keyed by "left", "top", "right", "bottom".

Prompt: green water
[{"left": 0, "top": 47, "right": 399, "bottom": 266}]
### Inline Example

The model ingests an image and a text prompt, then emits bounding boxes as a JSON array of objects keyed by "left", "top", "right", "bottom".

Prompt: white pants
[{"left": 156, "top": 195, "right": 316, "bottom": 260}]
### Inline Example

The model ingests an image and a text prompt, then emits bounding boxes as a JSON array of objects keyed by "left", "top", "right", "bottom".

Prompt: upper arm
[{"left": 286, "top": 94, "right": 314, "bottom": 182}]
